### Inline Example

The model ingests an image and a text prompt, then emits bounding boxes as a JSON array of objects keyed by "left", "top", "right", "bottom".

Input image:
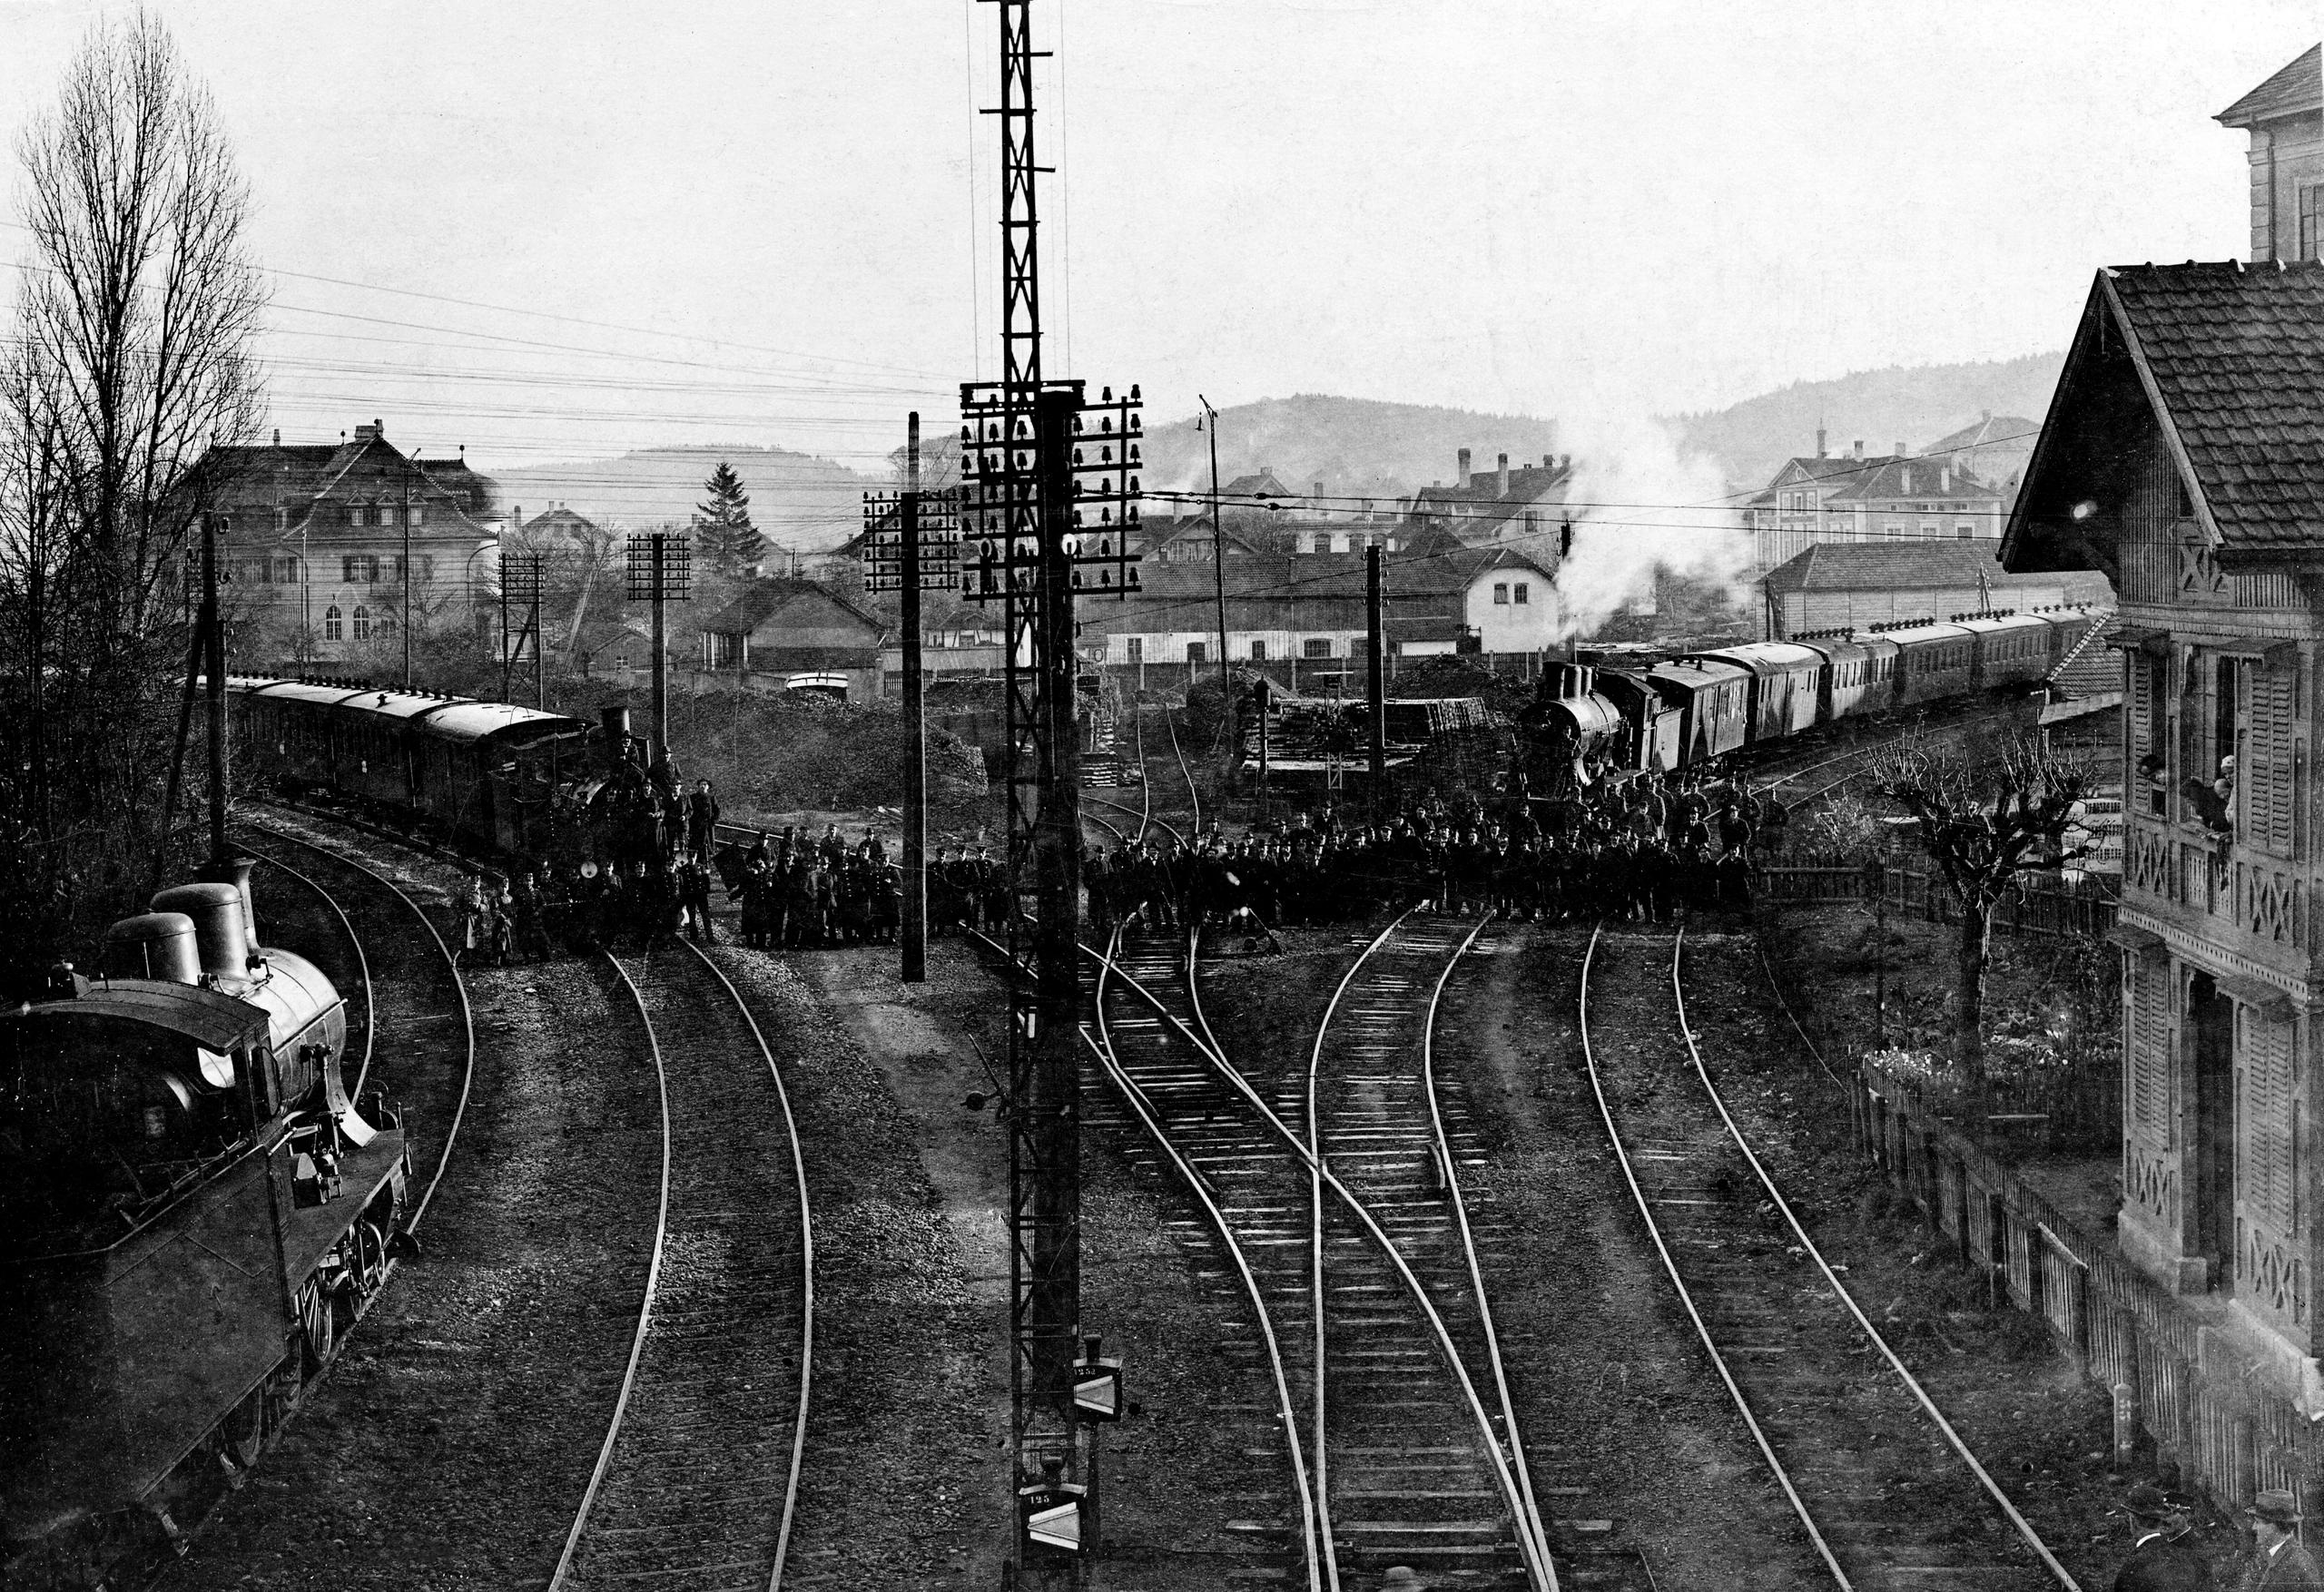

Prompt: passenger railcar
[
  {"left": 1958, "top": 613, "right": 2053, "bottom": 692},
  {"left": 1883, "top": 622, "right": 1977, "bottom": 707},
  {"left": 1648, "top": 658, "right": 1754, "bottom": 765},
  {"left": 229, "top": 678, "right": 591, "bottom": 859},
  {"left": 0, "top": 869, "right": 407, "bottom": 1590},
  {"left": 1695, "top": 642, "right": 1825, "bottom": 742}
]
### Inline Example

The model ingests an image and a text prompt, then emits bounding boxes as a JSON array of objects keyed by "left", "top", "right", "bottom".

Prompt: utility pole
[
  {"left": 203, "top": 511, "right": 228, "bottom": 867},
  {"left": 960, "top": 3, "right": 1142, "bottom": 1577},
  {"left": 501, "top": 553, "right": 545, "bottom": 709},
  {"left": 1366, "top": 542, "right": 1386, "bottom": 805},
  {"left": 401, "top": 482, "right": 414, "bottom": 688},
  {"left": 1200, "top": 395, "right": 1227, "bottom": 704},
  {"left": 863, "top": 414, "right": 960, "bottom": 984},
  {"left": 627, "top": 530, "right": 691, "bottom": 769}
]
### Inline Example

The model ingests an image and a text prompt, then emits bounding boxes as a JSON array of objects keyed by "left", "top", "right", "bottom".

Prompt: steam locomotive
[
  {"left": 0, "top": 863, "right": 409, "bottom": 1589},
  {"left": 1521, "top": 606, "right": 2103, "bottom": 787}
]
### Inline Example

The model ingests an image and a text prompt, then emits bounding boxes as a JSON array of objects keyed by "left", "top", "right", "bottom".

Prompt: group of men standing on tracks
[
  {"left": 458, "top": 766, "right": 725, "bottom": 963},
  {"left": 724, "top": 825, "right": 901, "bottom": 949},
  {"left": 1080, "top": 769, "right": 1787, "bottom": 940}
]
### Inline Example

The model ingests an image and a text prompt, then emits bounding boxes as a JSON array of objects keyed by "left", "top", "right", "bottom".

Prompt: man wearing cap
[
  {"left": 2243, "top": 1490, "right": 2320, "bottom": 1590},
  {"left": 2112, "top": 1482, "right": 2208, "bottom": 1590}
]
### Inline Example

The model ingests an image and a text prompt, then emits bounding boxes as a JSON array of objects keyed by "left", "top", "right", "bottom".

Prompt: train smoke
[{"left": 1551, "top": 416, "right": 1752, "bottom": 643}]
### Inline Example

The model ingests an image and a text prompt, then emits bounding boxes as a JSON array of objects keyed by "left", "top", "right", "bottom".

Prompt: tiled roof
[
  {"left": 1408, "top": 460, "right": 1572, "bottom": 526},
  {"left": 1825, "top": 457, "right": 2004, "bottom": 504},
  {"left": 1919, "top": 414, "right": 2042, "bottom": 455},
  {"left": 699, "top": 577, "right": 887, "bottom": 638},
  {"left": 2103, "top": 259, "right": 2324, "bottom": 552},
  {"left": 1765, "top": 540, "right": 2048, "bottom": 595},
  {"left": 1775, "top": 454, "right": 1896, "bottom": 485},
  {"left": 2217, "top": 44, "right": 2320, "bottom": 128}
]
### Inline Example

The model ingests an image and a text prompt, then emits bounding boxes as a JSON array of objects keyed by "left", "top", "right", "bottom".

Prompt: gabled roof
[
  {"left": 2008, "top": 260, "right": 2324, "bottom": 565},
  {"left": 1450, "top": 545, "right": 1559, "bottom": 584},
  {"left": 1919, "top": 413, "right": 2042, "bottom": 455},
  {"left": 1765, "top": 540, "right": 2051, "bottom": 595},
  {"left": 1770, "top": 454, "right": 1898, "bottom": 488},
  {"left": 1221, "top": 470, "right": 1294, "bottom": 500},
  {"left": 1824, "top": 457, "right": 2003, "bottom": 504},
  {"left": 2217, "top": 44, "right": 2321, "bottom": 128},
  {"left": 1408, "top": 459, "right": 1572, "bottom": 527},
  {"left": 699, "top": 577, "right": 888, "bottom": 639}
]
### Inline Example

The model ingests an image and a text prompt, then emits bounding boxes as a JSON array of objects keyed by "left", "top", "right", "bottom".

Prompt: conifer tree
[{"left": 693, "top": 461, "right": 766, "bottom": 575}]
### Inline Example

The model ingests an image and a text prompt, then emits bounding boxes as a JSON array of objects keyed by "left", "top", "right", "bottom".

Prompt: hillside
[
  {"left": 1137, "top": 395, "right": 1563, "bottom": 506},
  {"left": 494, "top": 444, "right": 874, "bottom": 554},
  {"left": 1663, "top": 352, "right": 2064, "bottom": 489},
  {"left": 1134, "top": 364, "right": 2064, "bottom": 509}
]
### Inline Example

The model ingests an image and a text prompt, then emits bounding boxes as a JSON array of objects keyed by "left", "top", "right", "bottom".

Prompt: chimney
[
  {"left": 1816, "top": 427, "right": 1827, "bottom": 458},
  {"left": 1457, "top": 448, "right": 1472, "bottom": 489},
  {"left": 1496, "top": 453, "right": 1511, "bottom": 497},
  {"left": 1895, "top": 439, "right": 1909, "bottom": 458},
  {"left": 354, "top": 420, "right": 382, "bottom": 445},
  {"left": 271, "top": 427, "right": 281, "bottom": 447},
  {"left": 1559, "top": 453, "right": 1571, "bottom": 470},
  {"left": 1853, "top": 440, "right": 1864, "bottom": 459}
]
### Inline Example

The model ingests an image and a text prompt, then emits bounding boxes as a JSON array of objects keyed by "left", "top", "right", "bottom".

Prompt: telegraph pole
[
  {"left": 1200, "top": 395, "right": 1227, "bottom": 703},
  {"left": 863, "top": 415, "right": 960, "bottom": 984},
  {"left": 903, "top": 418, "right": 927, "bottom": 981},
  {"left": 626, "top": 530, "right": 691, "bottom": 768},
  {"left": 501, "top": 552, "right": 545, "bottom": 709},
  {"left": 401, "top": 482, "right": 414, "bottom": 688},
  {"left": 1366, "top": 543, "right": 1387, "bottom": 804},
  {"left": 960, "top": 2, "right": 1143, "bottom": 1578},
  {"left": 204, "top": 511, "right": 228, "bottom": 867}
]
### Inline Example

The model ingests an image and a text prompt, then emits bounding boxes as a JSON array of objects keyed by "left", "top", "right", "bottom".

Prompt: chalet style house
[{"left": 2007, "top": 260, "right": 2324, "bottom": 1391}]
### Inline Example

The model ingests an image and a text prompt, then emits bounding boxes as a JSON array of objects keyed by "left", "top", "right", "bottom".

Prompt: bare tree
[
  {"left": 1869, "top": 731, "right": 2091, "bottom": 1089},
  {"left": 0, "top": 12, "right": 267, "bottom": 977}
]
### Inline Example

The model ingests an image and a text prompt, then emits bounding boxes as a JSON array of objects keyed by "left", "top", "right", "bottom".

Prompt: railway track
[
  {"left": 553, "top": 939, "right": 814, "bottom": 1592},
  {"left": 1577, "top": 924, "right": 2080, "bottom": 1591},
  {"left": 1083, "top": 919, "right": 1554, "bottom": 1589},
  {"left": 238, "top": 821, "right": 475, "bottom": 1233},
  {"left": 1167, "top": 708, "right": 1205, "bottom": 837}
]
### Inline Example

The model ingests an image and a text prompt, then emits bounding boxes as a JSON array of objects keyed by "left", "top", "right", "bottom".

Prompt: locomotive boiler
[{"left": 0, "top": 865, "right": 409, "bottom": 1590}]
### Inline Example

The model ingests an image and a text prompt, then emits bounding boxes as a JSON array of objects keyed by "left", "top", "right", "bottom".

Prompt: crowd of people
[
  {"left": 452, "top": 765, "right": 1789, "bottom": 966},
  {"left": 1085, "top": 770, "right": 1787, "bottom": 938}
]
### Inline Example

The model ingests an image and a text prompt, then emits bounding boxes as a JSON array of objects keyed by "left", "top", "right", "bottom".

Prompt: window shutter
[
  {"left": 2251, "top": 664, "right": 2296, "bottom": 855},
  {"left": 2129, "top": 654, "right": 2151, "bottom": 752},
  {"left": 2245, "top": 1012, "right": 2296, "bottom": 1231},
  {"left": 2131, "top": 959, "right": 2168, "bottom": 1138}
]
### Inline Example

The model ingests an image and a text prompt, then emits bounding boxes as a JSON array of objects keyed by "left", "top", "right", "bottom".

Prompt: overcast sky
[{"left": 0, "top": 0, "right": 2311, "bottom": 469}]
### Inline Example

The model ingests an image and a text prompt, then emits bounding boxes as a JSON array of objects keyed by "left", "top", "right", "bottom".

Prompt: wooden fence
[
  {"left": 1758, "top": 860, "right": 2117, "bottom": 942},
  {"left": 1863, "top": 1064, "right": 2317, "bottom": 1516}
]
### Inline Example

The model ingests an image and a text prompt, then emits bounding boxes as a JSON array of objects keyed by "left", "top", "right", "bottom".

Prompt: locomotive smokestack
[{"left": 601, "top": 704, "right": 632, "bottom": 767}]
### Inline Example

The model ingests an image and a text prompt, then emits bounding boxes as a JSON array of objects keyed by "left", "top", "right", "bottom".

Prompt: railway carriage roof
[
  {"left": 1879, "top": 623, "right": 1974, "bottom": 647},
  {"left": 8, "top": 978, "right": 271, "bottom": 1051},
  {"left": 1692, "top": 643, "right": 1825, "bottom": 673},
  {"left": 1955, "top": 614, "right": 2049, "bottom": 638},
  {"left": 1646, "top": 659, "right": 1752, "bottom": 690},
  {"left": 227, "top": 677, "right": 586, "bottom": 742}
]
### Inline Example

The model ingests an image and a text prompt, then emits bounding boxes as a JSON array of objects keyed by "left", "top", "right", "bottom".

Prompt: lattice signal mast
[{"left": 962, "top": 2, "right": 1143, "bottom": 1581}]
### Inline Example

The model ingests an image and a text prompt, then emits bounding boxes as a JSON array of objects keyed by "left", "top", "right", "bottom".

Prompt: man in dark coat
[
  {"left": 684, "top": 781, "right": 720, "bottom": 862},
  {"left": 2240, "top": 1490, "right": 2320, "bottom": 1589},
  {"left": 2111, "top": 1483, "right": 2207, "bottom": 1591}
]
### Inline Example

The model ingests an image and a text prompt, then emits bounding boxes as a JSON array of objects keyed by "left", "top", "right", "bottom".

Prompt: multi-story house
[
  {"left": 2006, "top": 254, "right": 2324, "bottom": 1409},
  {"left": 1406, "top": 447, "right": 1573, "bottom": 552},
  {"left": 2218, "top": 44, "right": 2324, "bottom": 264},
  {"left": 1819, "top": 455, "right": 2008, "bottom": 544},
  {"left": 194, "top": 420, "right": 505, "bottom": 665}
]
